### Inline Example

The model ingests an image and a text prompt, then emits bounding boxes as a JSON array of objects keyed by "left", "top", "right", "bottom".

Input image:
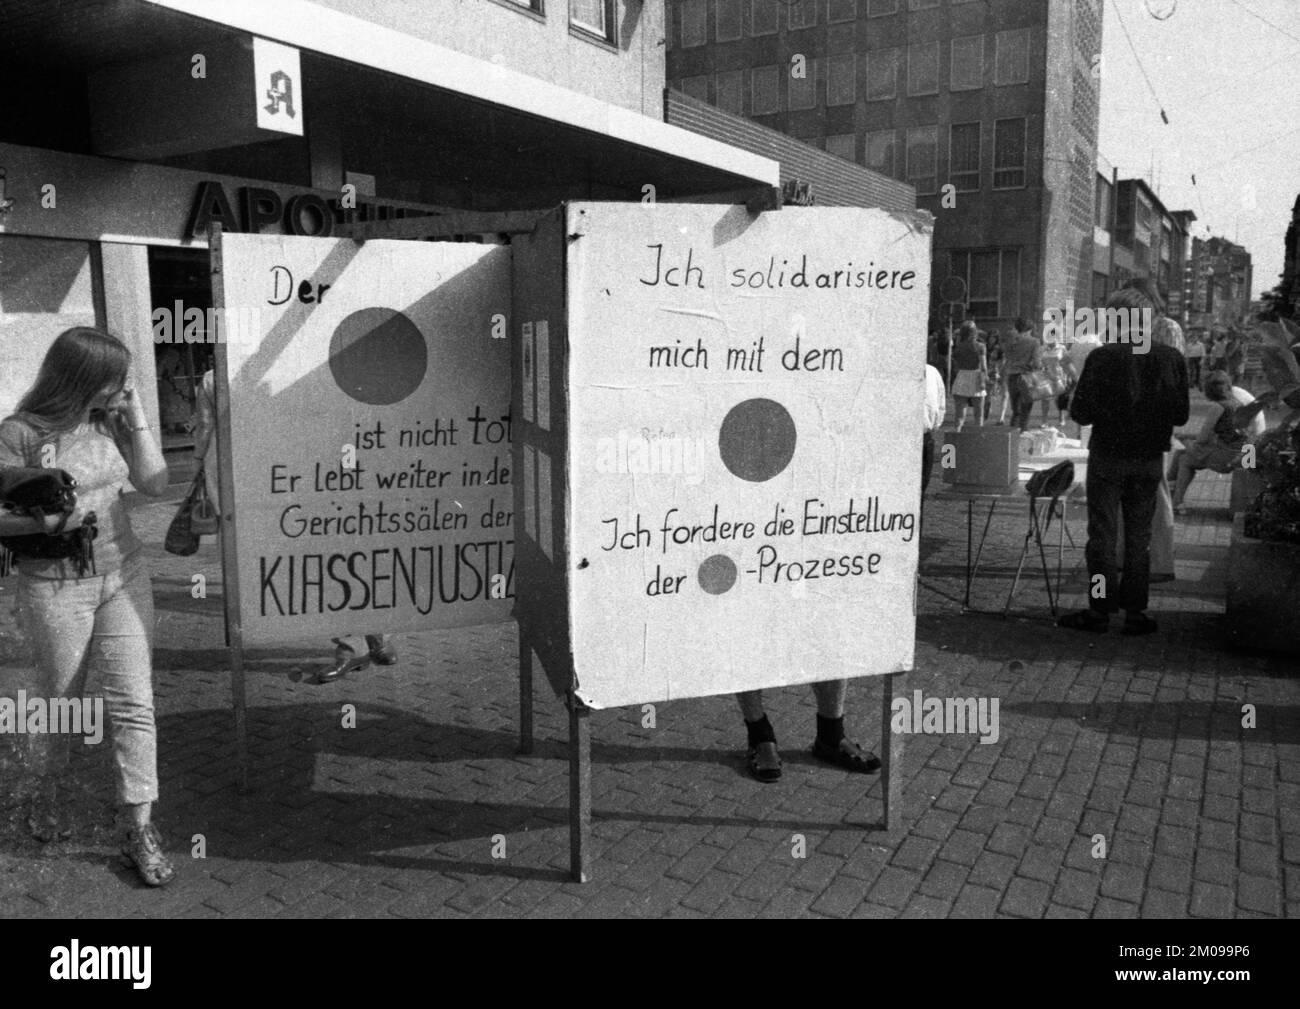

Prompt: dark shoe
[
  {"left": 369, "top": 644, "right": 398, "bottom": 665},
  {"left": 747, "top": 741, "right": 782, "bottom": 783},
  {"left": 812, "top": 737, "right": 882, "bottom": 774},
  {"left": 1057, "top": 609, "right": 1109, "bottom": 632},
  {"left": 313, "top": 650, "right": 372, "bottom": 684},
  {"left": 1122, "top": 611, "right": 1159, "bottom": 636},
  {"left": 122, "top": 823, "right": 175, "bottom": 887}
]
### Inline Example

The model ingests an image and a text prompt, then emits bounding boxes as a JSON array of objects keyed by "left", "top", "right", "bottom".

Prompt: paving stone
[{"left": 1000, "top": 877, "right": 1050, "bottom": 918}]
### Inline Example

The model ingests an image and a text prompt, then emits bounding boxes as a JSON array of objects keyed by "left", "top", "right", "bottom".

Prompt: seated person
[{"left": 1169, "top": 370, "right": 1266, "bottom": 513}]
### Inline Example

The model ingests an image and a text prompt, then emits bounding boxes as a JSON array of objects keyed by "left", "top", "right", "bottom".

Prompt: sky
[{"left": 1097, "top": 0, "right": 1300, "bottom": 297}]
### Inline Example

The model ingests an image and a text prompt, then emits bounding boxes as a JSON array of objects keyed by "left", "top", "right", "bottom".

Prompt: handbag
[
  {"left": 1017, "top": 360, "right": 1070, "bottom": 402},
  {"left": 189, "top": 466, "right": 219, "bottom": 536},
  {"left": 1026, "top": 459, "right": 1074, "bottom": 500},
  {"left": 0, "top": 466, "right": 78, "bottom": 518},
  {"left": 164, "top": 490, "right": 201, "bottom": 557}
]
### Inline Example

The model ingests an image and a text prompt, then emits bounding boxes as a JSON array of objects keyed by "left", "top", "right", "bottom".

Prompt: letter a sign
[{"left": 253, "top": 38, "right": 303, "bottom": 136}]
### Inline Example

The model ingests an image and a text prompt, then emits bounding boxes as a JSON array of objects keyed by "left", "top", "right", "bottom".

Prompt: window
[
  {"left": 907, "top": 41, "right": 939, "bottom": 96},
  {"left": 787, "top": 0, "right": 817, "bottom": 30},
  {"left": 716, "top": 70, "right": 744, "bottom": 114},
  {"left": 867, "top": 0, "right": 898, "bottom": 14},
  {"left": 504, "top": 0, "right": 544, "bottom": 11},
  {"left": 908, "top": 0, "right": 939, "bottom": 8},
  {"left": 751, "top": 0, "right": 778, "bottom": 35},
  {"left": 571, "top": 0, "right": 614, "bottom": 40},
  {"left": 680, "top": 0, "right": 707, "bottom": 46},
  {"left": 826, "top": 53, "right": 856, "bottom": 105},
  {"left": 826, "top": 133, "right": 856, "bottom": 161},
  {"left": 950, "top": 35, "right": 984, "bottom": 91},
  {"left": 949, "top": 122, "right": 980, "bottom": 192},
  {"left": 950, "top": 248, "right": 1021, "bottom": 318},
  {"left": 866, "top": 48, "right": 898, "bottom": 99},
  {"left": 995, "top": 28, "right": 1029, "bottom": 85},
  {"left": 716, "top": 0, "right": 742, "bottom": 41},
  {"left": 679, "top": 75, "right": 710, "bottom": 102},
  {"left": 865, "top": 129, "right": 896, "bottom": 176},
  {"left": 1095, "top": 175, "right": 1112, "bottom": 228},
  {"left": 788, "top": 57, "right": 818, "bottom": 110},
  {"left": 993, "top": 117, "right": 1026, "bottom": 188},
  {"left": 751, "top": 65, "right": 780, "bottom": 113},
  {"left": 906, "top": 124, "right": 938, "bottom": 194},
  {"left": 828, "top": 0, "right": 856, "bottom": 22}
]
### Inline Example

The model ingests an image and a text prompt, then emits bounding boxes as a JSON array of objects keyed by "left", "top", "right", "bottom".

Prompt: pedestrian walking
[
  {"left": 950, "top": 321, "right": 987, "bottom": 431},
  {"left": 1003, "top": 317, "right": 1043, "bottom": 431}
]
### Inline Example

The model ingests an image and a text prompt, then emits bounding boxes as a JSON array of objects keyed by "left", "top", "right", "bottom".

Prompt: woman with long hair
[
  {"left": 0, "top": 327, "right": 174, "bottom": 886},
  {"left": 949, "top": 321, "right": 988, "bottom": 431}
]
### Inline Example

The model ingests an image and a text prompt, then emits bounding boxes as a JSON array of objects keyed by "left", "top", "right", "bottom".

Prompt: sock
[
  {"left": 817, "top": 714, "right": 845, "bottom": 747},
  {"left": 745, "top": 714, "right": 776, "bottom": 748}
]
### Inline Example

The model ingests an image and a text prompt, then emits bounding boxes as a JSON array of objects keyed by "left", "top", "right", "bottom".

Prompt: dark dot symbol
[
  {"left": 329, "top": 307, "right": 427, "bottom": 406},
  {"left": 577, "top": 558, "right": 590, "bottom": 570},
  {"left": 698, "top": 554, "right": 737, "bottom": 595},
  {"left": 718, "top": 398, "right": 797, "bottom": 482}
]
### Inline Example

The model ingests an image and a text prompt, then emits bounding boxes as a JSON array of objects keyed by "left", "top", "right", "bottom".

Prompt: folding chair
[{"left": 1006, "top": 460, "right": 1075, "bottom": 616}]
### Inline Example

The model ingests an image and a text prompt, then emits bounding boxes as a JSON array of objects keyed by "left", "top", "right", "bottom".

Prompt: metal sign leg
[
  {"left": 518, "top": 634, "right": 534, "bottom": 755},
  {"left": 880, "top": 672, "right": 902, "bottom": 830}
]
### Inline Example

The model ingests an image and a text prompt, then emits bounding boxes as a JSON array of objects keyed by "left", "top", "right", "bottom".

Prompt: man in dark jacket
[{"left": 1060, "top": 288, "right": 1190, "bottom": 634}]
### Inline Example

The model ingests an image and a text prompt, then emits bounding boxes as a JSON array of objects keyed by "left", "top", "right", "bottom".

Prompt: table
[{"left": 926, "top": 446, "right": 1090, "bottom": 618}]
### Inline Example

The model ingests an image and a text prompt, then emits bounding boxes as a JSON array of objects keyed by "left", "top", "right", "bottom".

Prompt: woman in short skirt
[{"left": 950, "top": 321, "right": 988, "bottom": 431}]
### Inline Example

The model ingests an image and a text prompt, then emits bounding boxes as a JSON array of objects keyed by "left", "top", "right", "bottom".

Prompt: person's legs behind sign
[
  {"left": 316, "top": 633, "right": 398, "bottom": 683},
  {"left": 736, "top": 681, "right": 881, "bottom": 783}
]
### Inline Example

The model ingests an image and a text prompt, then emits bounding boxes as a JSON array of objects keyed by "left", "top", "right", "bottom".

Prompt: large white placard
[
  {"left": 219, "top": 233, "right": 513, "bottom": 645},
  {"left": 565, "top": 203, "right": 932, "bottom": 707}
]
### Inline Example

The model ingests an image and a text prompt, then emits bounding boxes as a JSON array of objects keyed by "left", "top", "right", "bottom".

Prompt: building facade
[
  {"left": 1188, "top": 236, "right": 1254, "bottom": 333},
  {"left": 0, "top": 0, "right": 776, "bottom": 457},
  {"left": 666, "top": 0, "right": 1104, "bottom": 332}
]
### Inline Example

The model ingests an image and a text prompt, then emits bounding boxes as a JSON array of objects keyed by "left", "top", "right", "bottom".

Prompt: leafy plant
[{"left": 1235, "top": 318, "right": 1300, "bottom": 542}]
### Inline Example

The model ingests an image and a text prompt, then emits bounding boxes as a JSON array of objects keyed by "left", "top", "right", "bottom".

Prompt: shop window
[
  {"left": 826, "top": 53, "right": 856, "bottom": 105},
  {"left": 995, "top": 28, "right": 1029, "bottom": 85},
  {"left": 680, "top": 75, "right": 710, "bottom": 102},
  {"left": 825, "top": 133, "right": 856, "bottom": 162},
  {"left": 751, "top": 65, "right": 781, "bottom": 114},
  {"left": 716, "top": 70, "right": 745, "bottom": 114},
  {"left": 716, "top": 0, "right": 743, "bottom": 41},
  {"left": 679, "top": 0, "right": 707, "bottom": 46},
  {"left": 949, "top": 122, "right": 981, "bottom": 192},
  {"left": 950, "top": 35, "right": 984, "bottom": 91},
  {"left": 866, "top": 47, "right": 898, "bottom": 100},
  {"left": 788, "top": 57, "right": 818, "bottom": 110},
  {"left": 906, "top": 124, "right": 937, "bottom": 194},
  {"left": 907, "top": 41, "right": 939, "bottom": 96},
  {"left": 787, "top": 0, "right": 818, "bottom": 30},
  {"left": 993, "top": 117, "right": 1026, "bottom": 189},
  {"left": 865, "top": 129, "right": 896, "bottom": 177},
  {"left": 751, "top": 0, "right": 779, "bottom": 35},
  {"left": 828, "top": 0, "right": 856, "bottom": 23}
]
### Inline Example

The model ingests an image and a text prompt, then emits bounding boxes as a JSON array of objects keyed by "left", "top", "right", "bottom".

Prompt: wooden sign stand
[{"left": 211, "top": 201, "right": 905, "bottom": 883}]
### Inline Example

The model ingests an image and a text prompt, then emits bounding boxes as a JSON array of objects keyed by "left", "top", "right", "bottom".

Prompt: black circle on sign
[
  {"left": 328, "top": 308, "right": 427, "bottom": 405},
  {"left": 718, "top": 398, "right": 797, "bottom": 482},
  {"left": 698, "top": 554, "right": 738, "bottom": 595}
]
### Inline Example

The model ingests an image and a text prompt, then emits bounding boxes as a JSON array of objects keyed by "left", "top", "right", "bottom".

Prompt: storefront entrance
[{"left": 147, "top": 247, "right": 213, "bottom": 458}]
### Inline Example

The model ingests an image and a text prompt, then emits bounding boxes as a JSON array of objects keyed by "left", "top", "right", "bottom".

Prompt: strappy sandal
[
  {"left": 1057, "top": 609, "right": 1109, "bottom": 632},
  {"left": 1122, "top": 612, "right": 1159, "bottom": 636},
  {"left": 812, "top": 738, "right": 882, "bottom": 774},
  {"left": 747, "top": 741, "right": 782, "bottom": 783},
  {"left": 122, "top": 822, "right": 176, "bottom": 887}
]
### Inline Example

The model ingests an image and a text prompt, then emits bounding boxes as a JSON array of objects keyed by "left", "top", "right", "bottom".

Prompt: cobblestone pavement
[{"left": 1, "top": 395, "right": 1296, "bottom": 918}]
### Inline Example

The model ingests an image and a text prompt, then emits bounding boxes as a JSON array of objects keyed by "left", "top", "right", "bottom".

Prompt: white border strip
[{"left": 141, "top": 0, "right": 780, "bottom": 188}]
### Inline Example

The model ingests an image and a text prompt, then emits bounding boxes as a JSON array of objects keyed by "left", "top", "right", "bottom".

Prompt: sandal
[
  {"left": 811, "top": 737, "right": 882, "bottom": 774},
  {"left": 1057, "top": 609, "right": 1109, "bottom": 632},
  {"left": 746, "top": 741, "right": 782, "bottom": 783},
  {"left": 1122, "top": 612, "right": 1159, "bottom": 636},
  {"left": 122, "top": 822, "right": 176, "bottom": 887}
]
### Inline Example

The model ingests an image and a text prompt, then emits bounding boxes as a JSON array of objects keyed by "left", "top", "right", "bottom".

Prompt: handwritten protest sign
[
  {"left": 218, "top": 233, "right": 513, "bottom": 645},
  {"left": 515, "top": 202, "right": 933, "bottom": 709}
]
